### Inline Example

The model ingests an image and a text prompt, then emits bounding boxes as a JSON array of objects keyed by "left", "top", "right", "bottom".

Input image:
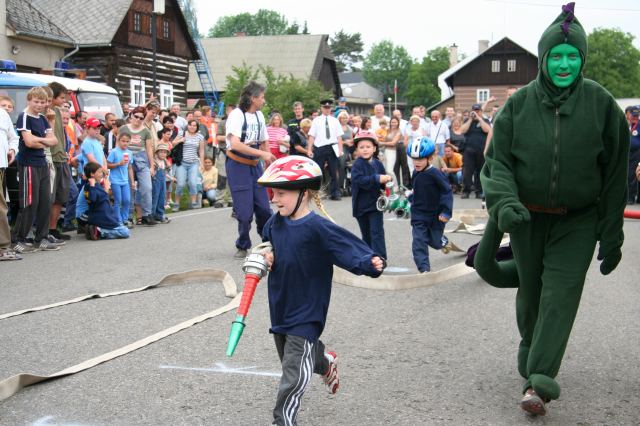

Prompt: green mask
[{"left": 546, "top": 43, "right": 582, "bottom": 87}]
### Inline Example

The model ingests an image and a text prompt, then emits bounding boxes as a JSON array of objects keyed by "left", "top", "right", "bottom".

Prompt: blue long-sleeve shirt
[
  {"left": 410, "top": 166, "right": 453, "bottom": 223},
  {"left": 84, "top": 184, "right": 121, "bottom": 229},
  {"left": 262, "top": 211, "right": 382, "bottom": 342},
  {"left": 351, "top": 156, "right": 386, "bottom": 217}
]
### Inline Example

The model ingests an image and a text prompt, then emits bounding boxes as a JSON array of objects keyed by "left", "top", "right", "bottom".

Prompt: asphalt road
[{"left": 1, "top": 196, "right": 639, "bottom": 425}]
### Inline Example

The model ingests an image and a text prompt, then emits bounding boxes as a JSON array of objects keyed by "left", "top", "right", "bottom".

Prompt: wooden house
[
  {"left": 433, "top": 37, "right": 538, "bottom": 113},
  {"left": 28, "top": 0, "right": 199, "bottom": 108}
]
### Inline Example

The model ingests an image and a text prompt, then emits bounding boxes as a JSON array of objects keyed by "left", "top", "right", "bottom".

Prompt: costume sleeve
[
  {"left": 351, "top": 160, "right": 380, "bottom": 191},
  {"left": 480, "top": 102, "right": 523, "bottom": 224},
  {"left": 319, "top": 219, "right": 382, "bottom": 277},
  {"left": 596, "top": 104, "right": 630, "bottom": 255}
]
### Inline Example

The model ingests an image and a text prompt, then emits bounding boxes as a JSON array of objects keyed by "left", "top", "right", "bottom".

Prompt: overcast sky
[{"left": 193, "top": 0, "right": 640, "bottom": 62}]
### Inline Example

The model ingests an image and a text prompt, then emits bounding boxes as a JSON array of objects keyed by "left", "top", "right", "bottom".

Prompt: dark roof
[
  {"left": 339, "top": 72, "right": 364, "bottom": 84},
  {"left": 6, "top": 0, "right": 74, "bottom": 46},
  {"left": 29, "top": 0, "right": 132, "bottom": 46}
]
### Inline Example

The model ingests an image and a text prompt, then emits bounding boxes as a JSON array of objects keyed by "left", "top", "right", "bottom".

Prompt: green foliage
[
  {"left": 207, "top": 9, "right": 303, "bottom": 37},
  {"left": 222, "top": 64, "right": 332, "bottom": 122},
  {"left": 363, "top": 40, "right": 413, "bottom": 93},
  {"left": 584, "top": 28, "right": 640, "bottom": 98},
  {"left": 405, "top": 47, "right": 450, "bottom": 108},
  {"left": 330, "top": 31, "right": 364, "bottom": 73}
]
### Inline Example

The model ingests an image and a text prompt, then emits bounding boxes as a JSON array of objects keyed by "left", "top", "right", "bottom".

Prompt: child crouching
[
  {"left": 257, "top": 156, "right": 386, "bottom": 425},
  {"left": 407, "top": 137, "right": 453, "bottom": 272},
  {"left": 83, "top": 162, "right": 130, "bottom": 240}
]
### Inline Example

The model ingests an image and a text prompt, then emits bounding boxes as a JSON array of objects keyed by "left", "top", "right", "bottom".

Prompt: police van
[{"left": 0, "top": 59, "right": 122, "bottom": 123}]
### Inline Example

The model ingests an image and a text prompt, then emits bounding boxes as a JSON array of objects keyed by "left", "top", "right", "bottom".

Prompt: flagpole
[{"left": 394, "top": 79, "right": 397, "bottom": 111}]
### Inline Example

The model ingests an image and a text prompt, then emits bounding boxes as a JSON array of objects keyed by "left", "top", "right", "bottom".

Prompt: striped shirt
[
  {"left": 267, "top": 126, "right": 288, "bottom": 151},
  {"left": 183, "top": 132, "right": 203, "bottom": 163}
]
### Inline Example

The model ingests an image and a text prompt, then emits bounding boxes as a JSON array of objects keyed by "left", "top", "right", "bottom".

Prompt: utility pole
[{"left": 152, "top": 0, "right": 166, "bottom": 98}]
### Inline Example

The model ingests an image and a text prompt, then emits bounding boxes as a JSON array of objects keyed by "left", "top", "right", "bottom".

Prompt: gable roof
[
  {"left": 6, "top": 0, "right": 74, "bottom": 46},
  {"left": 187, "top": 34, "right": 336, "bottom": 92},
  {"left": 339, "top": 72, "right": 364, "bottom": 84},
  {"left": 437, "top": 37, "right": 537, "bottom": 100},
  {"left": 29, "top": 0, "right": 132, "bottom": 46}
]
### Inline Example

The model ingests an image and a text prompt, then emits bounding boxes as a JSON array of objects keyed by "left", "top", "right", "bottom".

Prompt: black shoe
[
  {"left": 51, "top": 229, "right": 71, "bottom": 240},
  {"left": 234, "top": 248, "right": 247, "bottom": 259},
  {"left": 330, "top": 195, "right": 342, "bottom": 201},
  {"left": 61, "top": 223, "right": 78, "bottom": 232},
  {"left": 141, "top": 216, "right": 157, "bottom": 226},
  {"left": 213, "top": 201, "right": 224, "bottom": 208},
  {"left": 227, "top": 202, "right": 234, "bottom": 208},
  {"left": 475, "top": 192, "right": 484, "bottom": 199},
  {"left": 461, "top": 193, "right": 470, "bottom": 199}
]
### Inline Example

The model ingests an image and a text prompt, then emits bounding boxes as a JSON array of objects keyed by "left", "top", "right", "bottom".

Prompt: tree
[
  {"left": 207, "top": 9, "right": 302, "bottom": 37},
  {"left": 405, "top": 47, "right": 450, "bottom": 108},
  {"left": 222, "top": 64, "right": 332, "bottom": 122},
  {"left": 584, "top": 28, "right": 640, "bottom": 98},
  {"left": 329, "top": 31, "right": 364, "bottom": 73},
  {"left": 362, "top": 40, "right": 412, "bottom": 95}
]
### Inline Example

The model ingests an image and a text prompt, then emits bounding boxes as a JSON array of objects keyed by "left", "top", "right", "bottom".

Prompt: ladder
[{"left": 177, "top": 0, "right": 223, "bottom": 113}]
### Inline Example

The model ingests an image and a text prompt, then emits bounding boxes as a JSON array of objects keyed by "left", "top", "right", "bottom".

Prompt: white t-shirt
[
  {"left": 225, "top": 108, "right": 267, "bottom": 146},
  {"left": 309, "top": 114, "right": 343, "bottom": 147},
  {"left": 174, "top": 115, "right": 188, "bottom": 133},
  {"left": 426, "top": 120, "right": 450, "bottom": 145},
  {"left": 370, "top": 115, "right": 390, "bottom": 132}
]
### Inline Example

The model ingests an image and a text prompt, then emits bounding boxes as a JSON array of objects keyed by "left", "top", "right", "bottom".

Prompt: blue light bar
[
  {"left": 54, "top": 61, "right": 69, "bottom": 70},
  {"left": 0, "top": 59, "right": 17, "bottom": 72}
]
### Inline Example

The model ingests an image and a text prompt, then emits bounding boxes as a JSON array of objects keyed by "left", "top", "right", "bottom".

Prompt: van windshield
[
  {"left": 76, "top": 91, "right": 123, "bottom": 120},
  {"left": 0, "top": 87, "right": 32, "bottom": 124}
]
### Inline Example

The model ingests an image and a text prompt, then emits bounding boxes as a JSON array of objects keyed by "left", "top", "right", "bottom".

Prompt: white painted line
[
  {"left": 32, "top": 416, "right": 87, "bottom": 426},
  {"left": 170, "top": 207, "right": 232, "bottom": 220},
  {"left": 160, "top": 363, "right": 281, "bottom": 378},
  {"left": 384, "top": 266, "right": 410, "bottom": 274}
]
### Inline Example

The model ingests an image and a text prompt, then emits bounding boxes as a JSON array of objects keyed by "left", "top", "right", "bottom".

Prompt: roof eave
[{"left": 7, "top": 31, "right": 74, "bottom": 48}]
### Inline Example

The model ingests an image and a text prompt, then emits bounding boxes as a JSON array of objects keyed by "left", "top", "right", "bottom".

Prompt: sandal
[
  {"left": 520, "top": 388, "right": 546, "bottom": 416},
  {"left": 0, "top": 249, "right": 23, "bottom": 261}
]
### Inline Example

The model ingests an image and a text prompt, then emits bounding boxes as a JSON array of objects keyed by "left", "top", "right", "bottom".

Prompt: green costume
[{"left": 475, "top": 3, "right": 629, "bottom": 403}]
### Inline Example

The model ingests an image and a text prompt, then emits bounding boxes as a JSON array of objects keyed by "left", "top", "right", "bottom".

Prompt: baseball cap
[
  {"left": 338, "top": 96, "right": 346, "bottom": 102},
  {"left": 471, "top": 103, "right": 482, "bottom": 111},
  {"left": 86, "top": 117, "right": 101, "bottom": 128}
]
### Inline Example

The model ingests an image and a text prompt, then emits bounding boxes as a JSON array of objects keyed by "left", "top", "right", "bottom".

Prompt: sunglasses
[{"left": 133, "top": 115, "right": 144, "bottom": 120}]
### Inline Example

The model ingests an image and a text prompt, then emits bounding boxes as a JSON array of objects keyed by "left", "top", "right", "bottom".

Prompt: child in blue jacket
[
  {"left": 83, "top": 162, "right": 130, "bottom": 240},
  {"left": 257, "top": 156, "right": 385, "bottom": 426},
  {"left": 407, "top": 137, "right": 453, "bottom": 272},
  {"left": 350, "top": 131, "right": 392, "bottom": 259}
]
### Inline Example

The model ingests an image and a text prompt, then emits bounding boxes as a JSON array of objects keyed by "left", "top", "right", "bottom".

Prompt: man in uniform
[{"left": 307, "top": 99, "right": 344, "bottom": 200}]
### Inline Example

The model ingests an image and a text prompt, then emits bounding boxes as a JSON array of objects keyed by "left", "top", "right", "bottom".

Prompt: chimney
[
  {"left": 449, "top": 44, "right": 458, "bottom": 67},
  {"left": 478, "top": 40, "right": 489, "bottom": 54}
]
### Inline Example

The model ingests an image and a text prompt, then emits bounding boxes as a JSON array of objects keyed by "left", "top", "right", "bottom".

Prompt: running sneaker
[
  {"left": 38, "top": 239, "right": 60, "bottom": 251},
  {"left": 520, "top": 388, "right": 547, "bottom": 416},
  {"left": 12, "top": 241, "right": 38, "bottom": 254},
  {"left": 323, "top": 351, "right": 339, "bottom": 395},
  {"left": 46, "top": 234, "right": 66, "bottom": 246}
]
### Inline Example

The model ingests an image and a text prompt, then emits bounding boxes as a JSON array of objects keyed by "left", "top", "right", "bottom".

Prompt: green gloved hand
[
  {"left": 498, "top": 204, "right": 531, "bottom": 233},
  {"left": 597, "top": 247, "right": 622, "bottom": 275}
]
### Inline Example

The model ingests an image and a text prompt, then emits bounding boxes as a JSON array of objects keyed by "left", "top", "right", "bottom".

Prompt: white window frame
[
  {"left": 491, "top": 60, "right": 500, "bottom": 73},
  {"left": 507, "top": 59, "right": 517, "bottom": 72},
  {"left": 133, "top": 12, "right": 142, "bottom": 33},
  {"left": 162, "top": 19, "right": 170, "bottom": 40},
  {"left": 477, "top": 89, "right": 490, "bottom": 103},
  {"left": 130, "top": 79, "right": 145, "bottom": 106},
  {"left": 159, "top": 84, "right": 174, "bottom": 109}
]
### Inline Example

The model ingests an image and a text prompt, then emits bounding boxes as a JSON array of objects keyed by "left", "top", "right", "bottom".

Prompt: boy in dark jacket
[
  {"left": 350, "top": 131, "right": 392, "bottom": 259},
  {"left": 407, "top": 136, "right": 453, "bottom": 273},
  {"left": 83, "top": 162, "right": 130, "bottom": 240}
]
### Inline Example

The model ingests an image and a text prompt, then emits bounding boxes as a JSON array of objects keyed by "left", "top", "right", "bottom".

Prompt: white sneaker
[{"left": 323, "top": 351, "right": 339, "bottom": 395}]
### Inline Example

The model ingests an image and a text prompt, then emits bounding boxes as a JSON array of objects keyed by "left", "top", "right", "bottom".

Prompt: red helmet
[
  {"left": 353, "top": 131, "right": 377, "bottom": 147},
  {"left": 258, "top": 155, "right": 323, "bottom": 190}
]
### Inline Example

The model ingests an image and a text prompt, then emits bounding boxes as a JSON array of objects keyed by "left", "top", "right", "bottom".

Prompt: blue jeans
[
  {"left": 203, "top": 188, "right": 217, "bottom": 203},
  {"left": 75, "top": 180, "right": 88, "bottom": 219},
  {"left": 411, "top": 219, "right": 448, "bottom": 272},
  {"left": 151, "top": 167, "right": 166, "bottom": 220},
  {"left": 356, "top": 210, "right": 387, "bottom": 259},
  {"left": 132, "top": 151, "right": 153, "bottom": 216},
  {"left": 436, "top": 143, "right": 445, "bottom": 156},
  {"left": 63, "top": 175, "right": 79, "bottom": 226},
  {"left": 99, "top": 224, "right": 130, "bottom": 239},
  {"left": 175, "top": 161, "right": 200, "bottom": 198},
  {"left": 111, "top": 182, "right": 130, "bottom": 225}
]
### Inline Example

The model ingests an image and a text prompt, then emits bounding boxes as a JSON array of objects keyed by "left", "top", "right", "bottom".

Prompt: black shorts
[{"left": 52, "top": 162, "right": 71, "bottom": 204}]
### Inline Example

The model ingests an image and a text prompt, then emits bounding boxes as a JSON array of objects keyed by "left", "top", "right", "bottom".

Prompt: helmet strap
[{"left": 290, "top": 189, "right": 306, "bottom": 218}]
